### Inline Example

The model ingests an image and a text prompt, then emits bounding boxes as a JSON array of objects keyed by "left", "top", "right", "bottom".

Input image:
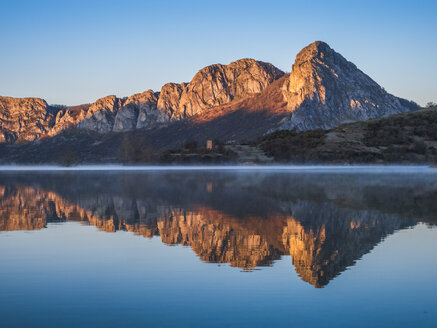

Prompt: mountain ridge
[
  {"left": 1, "top": 57, "right": 285, "bottom": 143},
  {"left": 0, "top": 41, "right": 422, "bottom": 163}
]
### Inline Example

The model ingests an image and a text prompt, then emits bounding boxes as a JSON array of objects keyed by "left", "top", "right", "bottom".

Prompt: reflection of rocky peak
[
  {"left": 279, "top": 41, "right": 418, "bottom": 130},
  {"left": 282, "top": 201, "right": 411, "bottom": 287},
  {"left": 0, "top": 185, "right": 66, "bottom": 231},
  {"left": 157, "top": 208, "right": 283, "bottom": 268},
  {"left": 0, "top": 176, "right": 422, "bottom": 287}
]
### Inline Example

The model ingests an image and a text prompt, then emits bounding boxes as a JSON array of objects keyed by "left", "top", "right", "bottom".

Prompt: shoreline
[{"left": 0, "top": 164, "right": 436, "bottom": 173}]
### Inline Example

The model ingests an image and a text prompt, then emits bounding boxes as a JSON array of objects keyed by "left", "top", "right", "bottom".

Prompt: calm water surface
[{"left": 0, "top": 168, "right": 437, "bottom": 327}]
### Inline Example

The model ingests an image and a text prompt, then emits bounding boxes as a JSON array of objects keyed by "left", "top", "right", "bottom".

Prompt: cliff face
[
  {"left": 49, "top": 90, "right": 164, "bottom": 135},
  {"left": 0, "top": 97, "right": 58, "bottom": 143},
  {"left": 279, "top": 41, "right": 419, "bottom": 130},
  {"left": 157, "top": 59, "right": 285, "bottom": 119},
  {"left": 113, "top": 90, "right": 163, "bottom": 131}
]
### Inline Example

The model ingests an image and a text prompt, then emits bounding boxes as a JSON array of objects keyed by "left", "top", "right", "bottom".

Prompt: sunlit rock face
[
  {"left": 50, "top": 91, "right": 165, "bottom": 135},
  {"left": 48, "top": 103, "right": 91, "bottom": 136},
  {"left": 278, "top": 41, "right": 419, "bottom": 130},
  {"left": 157, "top": 58, "right": 285, "bottom": 119},
  {"left": 113, "top": 90, "right": 165, "bottom": 131},
  {"left": 0, "top": 97, "right": 58, "bottom": 143},
  {"left": 76, "top": 95, "right": 123, "bottom": 133}
]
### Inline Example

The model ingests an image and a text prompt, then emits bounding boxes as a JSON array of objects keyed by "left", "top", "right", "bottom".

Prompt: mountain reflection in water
[{"left": 0, "top": 170, "right": 436, "bottom": 288}]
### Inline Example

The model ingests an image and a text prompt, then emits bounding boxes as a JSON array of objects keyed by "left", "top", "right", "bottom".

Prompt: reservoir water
[{"left": 0, "top": 167, "right": 436, "bottom": 327}]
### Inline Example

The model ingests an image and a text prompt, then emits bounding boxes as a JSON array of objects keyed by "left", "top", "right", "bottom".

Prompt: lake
[{"left": 0, "top": 167, "right": 436, "bottom": 327}]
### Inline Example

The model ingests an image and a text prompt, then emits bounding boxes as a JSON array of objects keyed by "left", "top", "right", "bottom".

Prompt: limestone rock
[
  {"left": 0, "top": 96, "right": 57, "bottom": 143},
  {"left": 279, "top": 41, "right": 419, "bottom": 131},
  {"left": 76, "top": 95, "right": 123, "bottom": 133},
  {"left": 113, "top": 90, "right": 165, "bottom": 132},
  {"left": 49, "top": 103, "right": 91, "bottom": 136},
  {"left": 157, "top": 58, "right": 285, "bottom": 118}
]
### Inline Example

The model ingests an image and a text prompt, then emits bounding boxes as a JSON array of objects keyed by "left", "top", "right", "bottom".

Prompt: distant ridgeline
[{"left": 0, "top": 41, "right": 427, "bottom": 164}]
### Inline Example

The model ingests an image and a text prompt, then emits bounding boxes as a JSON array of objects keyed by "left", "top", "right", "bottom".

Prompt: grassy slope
[{"left": 257, "top": 106, "right": 437, "bottom": 164}]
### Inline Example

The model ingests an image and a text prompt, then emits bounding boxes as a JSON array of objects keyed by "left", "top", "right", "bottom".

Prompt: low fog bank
[{"left": 0, "top": 164, "right": 436, "bottom": 174}]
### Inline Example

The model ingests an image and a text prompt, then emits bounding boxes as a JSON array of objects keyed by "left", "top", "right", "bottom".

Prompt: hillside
[
  {"left": 1, "top": 106, "right": 436, "bottom": 165},
  {"left": 257, "top": 106, "right": 437, "bottom": 164}
]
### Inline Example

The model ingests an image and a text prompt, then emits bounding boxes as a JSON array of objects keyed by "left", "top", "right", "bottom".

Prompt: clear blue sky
[{"left": 0, "top": 0, "right": 436, "bottom": 106}]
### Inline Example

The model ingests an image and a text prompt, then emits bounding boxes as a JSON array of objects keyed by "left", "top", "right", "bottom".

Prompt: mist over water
[
  {"left": 0, "top": 164, "right": 436, "bottom": 173},
  {"left": 0, "top": 169, "right": 436, "bottom": 327}
]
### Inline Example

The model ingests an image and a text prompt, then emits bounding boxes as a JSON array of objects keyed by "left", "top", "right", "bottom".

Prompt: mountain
[
  {"left": 0, "top": 41, "right": 424, "bottom": 163},
  {"left": 0, "top": 58, "right": 283, "bottom": 143},
  {"left": 278, "top": 41, "right": 418, "bottom": 130}
]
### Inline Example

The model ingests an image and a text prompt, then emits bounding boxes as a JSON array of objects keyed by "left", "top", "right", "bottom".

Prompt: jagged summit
[
  {"left": 157, "top": 58, "right": 284, "bottom": 118},
  {"left": 294, "top": 40, "right": 333, "bottom": 63},
  {"left": 279, "top": 41, "right": 418, "bottom": 130}
]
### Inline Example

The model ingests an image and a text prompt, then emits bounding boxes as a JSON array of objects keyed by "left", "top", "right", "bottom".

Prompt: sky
[{"left": 0, "top": 0, "right": 436, "bottom": 106}]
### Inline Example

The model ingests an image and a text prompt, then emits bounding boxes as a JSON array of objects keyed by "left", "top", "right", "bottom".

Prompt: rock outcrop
[
  {"left": 157, "top": 58, "right": 285, "bottom": 118},
  {"left": 75, "top": 95, "right": 123, "bottom": 133},
  {"left": 279, "top": 41, "right": 419, "bottom": 130},
  {"left": 50, "top": 90, "right": 165, "bottom": 135},
  {"left": 48, "top": 103, "right": 91, "bottom": 136},
  {"left": 0, "top": 97, "right": 58, "bottom": 143},
  {"left": 113, "top": 90, "right": 164, "bottom": 131}
]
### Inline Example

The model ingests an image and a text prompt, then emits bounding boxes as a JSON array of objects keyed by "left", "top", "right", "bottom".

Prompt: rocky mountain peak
[
  {"left": 279, "top": 41, "right": 419, "bottom": 130},
  {"left": 157, "top": 58, "right": 284, "bottom": 119},
  {"left": 294, "top": 41, "right": 333, "bottom": 63}
]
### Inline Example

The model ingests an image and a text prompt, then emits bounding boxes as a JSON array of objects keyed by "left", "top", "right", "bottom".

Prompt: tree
[
  {"left": 118, "top": 133, "right": 156, "bottom": 163},
  {"left": 426, "top": 102, "right": 436, "bottom": 108},
  {"left": 58, "top": 147, "right": 77, "bottom": 166}
]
